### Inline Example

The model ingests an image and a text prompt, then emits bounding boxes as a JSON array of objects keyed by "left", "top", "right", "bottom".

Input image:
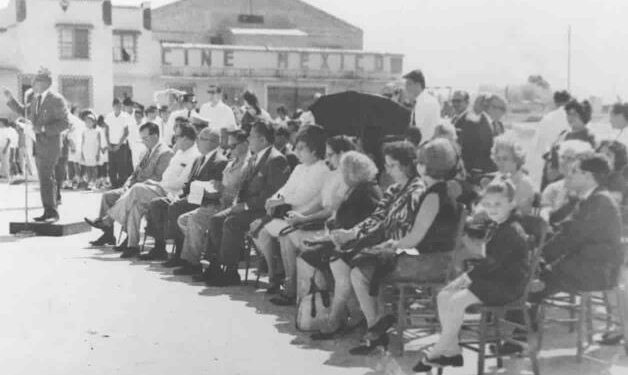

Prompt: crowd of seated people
[{"left": 80, "top": 80, "right": 628, "bottom": 373}]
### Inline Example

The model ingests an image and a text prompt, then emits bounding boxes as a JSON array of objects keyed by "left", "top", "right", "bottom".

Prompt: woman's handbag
[
  {"left": 295, "top": 270, "right": 333, "bottom": 332},
  {"left": 270, "top": 203, "right": 292, "bottom": 219}
]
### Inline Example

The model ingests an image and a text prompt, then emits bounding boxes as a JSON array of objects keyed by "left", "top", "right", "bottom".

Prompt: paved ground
[{"left": 0, "top": 184, "right": 627, "bottom": 375}]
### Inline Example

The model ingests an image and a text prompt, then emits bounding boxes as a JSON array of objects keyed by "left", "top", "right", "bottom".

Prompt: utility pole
[{"left": 567, "top": 25, "right": 572, "bottom": 92}]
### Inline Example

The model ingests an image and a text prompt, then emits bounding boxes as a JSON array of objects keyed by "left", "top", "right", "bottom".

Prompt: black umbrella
[{"left": 309, "top": 90, "right": 411, "bottom": 167}]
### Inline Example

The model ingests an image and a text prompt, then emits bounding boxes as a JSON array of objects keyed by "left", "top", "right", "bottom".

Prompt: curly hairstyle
[
  {"left": 492, "top": 134, "right": 527, "bottom": 169},
  {"left": 340, "top": 151, "right": 378, "bottom": 186},
  {"left": 564, "top": 99, "right": 592, "bottom": 124},
  {"left": 382, "top": 141, "right": 418, "bottom": 178}
]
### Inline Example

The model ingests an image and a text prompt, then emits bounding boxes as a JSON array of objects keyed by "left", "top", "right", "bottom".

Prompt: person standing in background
[
  {"left": 404, "top": 69, "right": 441, "bottom": 144},
  {"left": 104, "top": 98, "right": 133, "bottom": 189},
  {"left": 3, "top": 68, "right": 69, "bottom": 222},
  {"left": 0, "top": 118, "right": 11, "bottom": 179},
  {"left": 528, "top": 90, "right": 571, "bottom": 188},
  {"left": 200, "top": 85, "right": 237, "bottom": 133},
  {"left": 96, "top": 115, "right": 110, "bottom": 189}
]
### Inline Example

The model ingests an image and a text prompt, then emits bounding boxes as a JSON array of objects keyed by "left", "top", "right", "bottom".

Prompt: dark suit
[
  {"left": 208, "top": 147, "right": 290, "bottom": 266},
  {"left": 454, "top": 111, "right": 496, "bottom": 175},
  {"left": 98, "top": 143, "right": 174, "bottom": 218},
  {"left": 540, "top": 188, "right": 623, "bottom": 293},
  {"left": 7, "top": 91, "right": 69, "bottom": 210},
  {"left": 148, "top": 150, "right": 228, "bottom": 249}
]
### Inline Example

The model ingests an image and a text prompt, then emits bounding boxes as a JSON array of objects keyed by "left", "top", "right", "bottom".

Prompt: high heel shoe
[
  {"left": 348, "top": 333, "right": 389, "bottom": 355},
  {"left": 367, "top": 314, "right": 397, "bottom": 337}
]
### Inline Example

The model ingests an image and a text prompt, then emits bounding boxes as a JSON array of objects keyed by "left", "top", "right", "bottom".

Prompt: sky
[{"left": 3, "top": 0, "right": 628, "bottom": 101}]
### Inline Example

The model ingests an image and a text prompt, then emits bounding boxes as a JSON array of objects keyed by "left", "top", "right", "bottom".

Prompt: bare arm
[{"left": 395, "top": 193, "right": 439, "bottom": 249}]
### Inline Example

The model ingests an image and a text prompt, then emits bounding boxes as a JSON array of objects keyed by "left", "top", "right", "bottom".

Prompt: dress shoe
[
  {"left": 207, "top": 269, "right": 241, "bottom": 286},
  {"left": 349, "top": 333, "right": 389, "bottom": 355},
  {"left": 138, "top": 247, "right": 169, "bottom": 261},
  {"left": 191, "top": 263, "right": 222, "bottom": 283},
  {"left": 89, "top": 233, "right": 117, "bottom": 246},
  {"left": 120, "top": 247, "right": 140, "bottom": 259},
  {"left": 113, "top": 238, "right": 128, "bottom": 252},
  {"left": 162, "top": 257, "right": 184, "bottom": 268},
  {"left": 173, "top": 264, "right": 202, "bottom": 276},
  {"left": 265, "top": 281, "right": 282, "bottom": 295},
  {"left": 34, "top": 210, "right": 59, "bottom": 223},
  {"left": 424, "top": 354, "right": 464, "bottom": 367},
  {"left": 84, "top": 217, "right": 107, "bottom": 230},
  {"left": 270, "top": 293, "right": 296, "bottom": 306}
]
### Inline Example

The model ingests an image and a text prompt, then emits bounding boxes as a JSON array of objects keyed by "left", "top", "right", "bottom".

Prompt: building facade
[{"left": 0, "top": 0, "right": 403, "bottom": 118}]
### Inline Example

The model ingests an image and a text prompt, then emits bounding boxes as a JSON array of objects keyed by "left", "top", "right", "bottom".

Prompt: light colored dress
[{"left": 81, "top": 128, "right": 101, "bottom": 167}]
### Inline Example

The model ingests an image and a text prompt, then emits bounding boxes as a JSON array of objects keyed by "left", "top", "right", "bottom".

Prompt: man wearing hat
[
  {"left": 2, "top": 68, "right": 69, "bottom": 222},
  {"left": 403, "top": 69, "right": 441, "bottom": 144}
]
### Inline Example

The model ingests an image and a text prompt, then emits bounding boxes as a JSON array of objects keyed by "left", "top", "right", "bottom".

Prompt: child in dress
[
  {"left": 96, "top": 115, "right": 110, "bottom": 189},
  {"left": 81, "top": 113, "right": 102, "bottom": 190},
  {"left": 414, "top": 179, "right": 530, "bottom": 372}
]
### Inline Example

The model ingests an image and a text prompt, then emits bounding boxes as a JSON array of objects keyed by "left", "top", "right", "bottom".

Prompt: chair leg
[
  {"left": 585, "top": 294, "right": 594, "bottom": 345},
  {"left": 493, "top": 311, "right": 503, "bottom": 369},
  {"left": 477, "top": 311, "right": 488, "bottom": 375},
  {"left": 396, "top": 286, "right": 406, "bottom": 356},
  {"left": 524, "top": 307, "right": 541, "bottom": 375},
  {"left": 568, "top": 293, "right": 576, "bottom": 333},
  {"left": 576, "top": 294, "right": 588, "bottom": 362}
]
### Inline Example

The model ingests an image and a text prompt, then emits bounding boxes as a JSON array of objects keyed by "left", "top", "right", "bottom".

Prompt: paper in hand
[{"left": 187, "top": 180, "right": 218, "bottom": 205}]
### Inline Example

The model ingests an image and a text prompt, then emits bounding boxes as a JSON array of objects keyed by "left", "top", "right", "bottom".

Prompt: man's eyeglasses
[{"left": 227, "top": 142, "right": 242, "bottom": 150}]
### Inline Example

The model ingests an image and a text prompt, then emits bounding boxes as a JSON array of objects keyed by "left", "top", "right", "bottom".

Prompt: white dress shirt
[
  {"left": 159, "top": 144, "right": 201, "bottom": 194},
  {"left": 411, "top": 90, "right": 441, "bottom": 143},
  {"left": 275, "top": 160, "right": 330, "bottom": 213},
  {"left": 528, "top": 106, "right": 569, "bottom": 187},
  {"left": 104, "top": 111, "right": 133, "bottom": 145},
  {"left": 199, "top": 100, "right": 237, "bottom": 132}
]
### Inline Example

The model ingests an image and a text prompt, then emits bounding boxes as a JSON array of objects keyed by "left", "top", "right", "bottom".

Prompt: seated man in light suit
[
  {"left": 85, "top": 122, "right": 174, "bottom": 246},
  {"left": 205, "top": 121, "right": 291, "bottom": 286},
  {"left": 140, "top": 127, "right": 228, "bottom": 261}
]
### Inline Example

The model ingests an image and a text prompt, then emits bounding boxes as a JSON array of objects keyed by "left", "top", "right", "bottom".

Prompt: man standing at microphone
[{"left": 3, "top": 67, "right": 69, "bottom": 222}]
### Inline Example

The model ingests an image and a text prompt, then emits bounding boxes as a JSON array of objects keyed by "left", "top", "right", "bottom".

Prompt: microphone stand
[{"left": 16, "top": 94, "right": 35, "bottom": 237}]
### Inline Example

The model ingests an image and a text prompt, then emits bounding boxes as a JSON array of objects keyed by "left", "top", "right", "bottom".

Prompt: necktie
[
  {"left": 194, "top": 155, "right": 206, "bottom": 177},
  {"left": 36, "top": 95, "right": 42, "bottom": 116},
  {"left": 139, "top": 148, "right": 152, "bottom": 169},
  {"left": 187, "top": 110, "right": 191, "bottom": 119}
]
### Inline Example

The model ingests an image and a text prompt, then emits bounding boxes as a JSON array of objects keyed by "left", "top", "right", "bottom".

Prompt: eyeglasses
[{"left": 227, "top": 142, "right": 242, "bottom": 150}]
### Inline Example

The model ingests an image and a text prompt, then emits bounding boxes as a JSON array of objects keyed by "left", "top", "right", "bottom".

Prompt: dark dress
[
  {"left": 455, "top": 112, "right": 497, "bottom": 175},
  {"left": 300, "top": 181, "right": 382, "bottom": 269},
  {"left": 467, "top": 214, "right": 529, "bottom": 306},
  {"left": 415, "top": 181, "right": 460, "bottom": 254}
]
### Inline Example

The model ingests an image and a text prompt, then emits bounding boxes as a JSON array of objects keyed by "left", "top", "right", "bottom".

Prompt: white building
[{"left": 0, "top": 0, "right": 403, "bottom": 118}]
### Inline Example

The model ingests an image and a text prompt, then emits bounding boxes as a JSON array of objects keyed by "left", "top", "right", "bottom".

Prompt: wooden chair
[
  {"left": 537, "top": 277, "right": 628, "bottom": 361},
  {"left": 457, "top": 215, "right": 548, "bottom": 375},
  {"left": 386, "top": 203, "right": 468, "bottom": 355}
]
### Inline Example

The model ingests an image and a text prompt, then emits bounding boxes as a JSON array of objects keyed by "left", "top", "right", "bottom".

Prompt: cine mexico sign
[{"left": 160, "top": 44, "right": 403, "bottom": 76}]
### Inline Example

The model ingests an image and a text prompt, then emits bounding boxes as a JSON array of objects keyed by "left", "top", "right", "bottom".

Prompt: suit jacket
[
  {"left": 128, "top": 142, "right": 174, "bottom": 186},
  {"left": 7, "top": 91, "right": 69, "bottom": 136},
  {"left": 454, "top": 112, "right": 496, "bottom": 174},
  {"left": 278, "top": 145, "right": 299, "bottom": 171},
  {"left": 238, "top": 147, "right": 290, "bottom": 213},
  {"left": 544, "top": 187, "right": 623, "bottom": 291},
  {"left": 181, "top": 150, "right": 229, "bottom": 205}
]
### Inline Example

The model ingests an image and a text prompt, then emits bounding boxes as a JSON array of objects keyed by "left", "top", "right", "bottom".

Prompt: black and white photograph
[{"left": 0, "top": 0, "right": 627, "bottom": 374}]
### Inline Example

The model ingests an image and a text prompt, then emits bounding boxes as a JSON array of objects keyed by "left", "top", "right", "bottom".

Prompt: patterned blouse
[{"left": 356, "top": 176, "right": 426, "bottom": 241}]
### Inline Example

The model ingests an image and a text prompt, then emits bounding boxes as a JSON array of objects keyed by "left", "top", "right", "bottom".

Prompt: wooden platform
[{"left": 9, "top": 220, "right": 92, "bottom": 237}]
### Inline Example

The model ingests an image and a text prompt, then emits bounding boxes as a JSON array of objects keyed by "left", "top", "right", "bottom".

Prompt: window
[
  {"left": 59, "top": 76, "right": 92, "bottom": 110},
  {"left": 113, "top": 31, "right": 138, "bottom": 63},
  {"left": 114, "top": 85, "right": 133, "bottom": 100},
  {"left": 58, "top": 27, "right": 90, "bottom": 59},
  {"left": 390, "top": 57, "right": 403, "bottom": 74},
  {"left": 267, "top": 86, "right": 326, "bottom": 116}
]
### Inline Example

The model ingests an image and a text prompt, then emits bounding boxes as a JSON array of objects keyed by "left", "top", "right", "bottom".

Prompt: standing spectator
[
  {"left": 0, "top": 117, "right": 11, "bottom": 178},
  {"left": 241, "top": 90, "right": 272, "bottom": 133},
  {"left": 158, "top": 105, "right": 170, "bottom": 138},
  {"left": 404, "top": 69, "right": 441, "bottom": 143},
  {"left": 456, "top": 95, "right": 496, "bottom": 176},
  {"left": 7, "top": 122, "right": 21, "bottom": 179},
  {"left": 485, "top": 94, "right": 507, "bottom": 136},
  {"left": 104, "top": 98, "right": 133, "bottom": 188},
  {"left": 528, "top": 91, "right": 571, "bottom": 188},
  {"left": 199, "top": 85, "right": 237, "bottom": 132},
  {"left": 274, "top": 105, "right": 290, "bottom": 128},
  {"left": 165, "top": 93, "right": 198, "bottom": 146},
  {"left": 145, "top": 105, "right": 162, "bottom": 131},
  {"left": 66, "top": 111, "right": 85, "bottom": 188},
  {"left": 129, "top": 105, "right": 147, "bottom": 169},
  {"left": 450, "top": 90, "right": 470, "bottom": 125},
  {"left": 274, "top": 125, "right": 299, "bottom": 171},
  {"left": 96, "top": 115, "right": 110, "bottom": 189},
  {"left": 81, "top": 113, "right": 102, "bottom": 190}
]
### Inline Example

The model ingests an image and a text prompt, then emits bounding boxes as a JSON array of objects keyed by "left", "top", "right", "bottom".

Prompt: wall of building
[
  {"left": 0, "top": 0, "right": 114, "bottom": 114},
  {"left": 152, "top": 0, "right": 362, "bottom": 49}
]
